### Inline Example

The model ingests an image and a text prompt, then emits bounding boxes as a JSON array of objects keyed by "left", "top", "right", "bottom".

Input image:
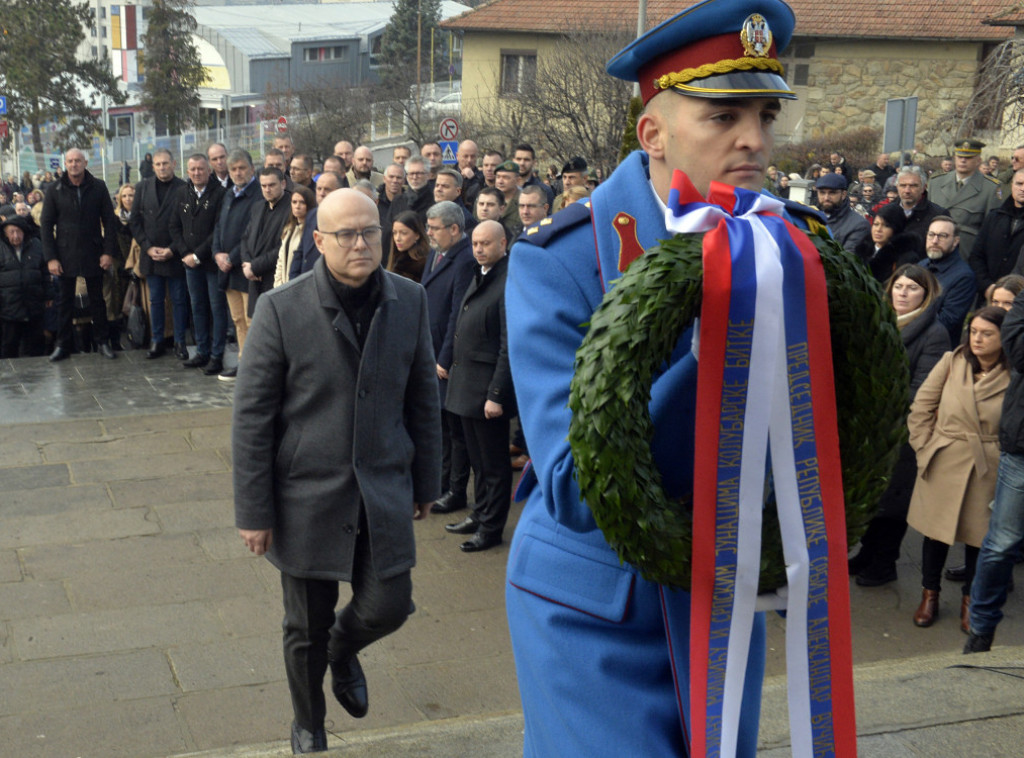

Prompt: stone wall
[{"left": 781, "top": 39, "right": 989, "bottom": 157}]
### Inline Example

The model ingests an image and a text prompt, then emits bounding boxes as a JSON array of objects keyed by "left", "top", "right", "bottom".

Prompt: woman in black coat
[
  {"left": 850, "top": 263, "right": 949, "bottom": 585},
  {"left": 855, "top": 201, "right": 922, "bottom": 284},
  {"left": 0, "top": 215, "right": 48, "bottom": 357}
]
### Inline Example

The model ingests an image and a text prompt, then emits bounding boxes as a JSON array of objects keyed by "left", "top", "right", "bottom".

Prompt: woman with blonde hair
[{"left": 274, "top": 185, "right": 314, "bottom": 288}]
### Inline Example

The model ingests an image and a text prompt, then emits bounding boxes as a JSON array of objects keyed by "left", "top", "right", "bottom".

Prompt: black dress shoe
[
  {"left": 290, "top": 721, "right": 327, "bottom": 754},
  {"left": 855, "top": 565, "right": 897, "bottom": 587},
  {"left": 445, "top": 516, "right": 478, "bottom": 534},
  {"left": 963, "top": 631, "right": 994, "bottom": 654},
  {"left": 202, "top": 357, "right": 224, "bottom": 375},
  {"left": 173, "top": 342, "right": 189, "bottom": 360},
  {"left": 146, "top": 341, "right": 165, "bottom": 359},
  {"left": 218, "top": 365, "right": 237, "bottom": 381},
  {"left": 329, "top": 654, "right": 368, "bottom": 718},
  {"left": 432, "top": 490, "right": 467, "bottom": 514},
  {"left": 98, "top": 343, "right": 117, "bottom": 359},
  {"left": 182, "top": 353, "right": 210, "bottom": 368},
  {"left": 945, "top": 564, "right": 968, "bottom": 582},
  {"left": 460, "top": 532, "right": 503, "bottom": 553},
  {"left": 48, "top": 346, "right": 70, "bottom": 362}
]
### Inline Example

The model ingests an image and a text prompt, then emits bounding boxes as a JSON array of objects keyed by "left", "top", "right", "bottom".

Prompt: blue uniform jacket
[{"left": 504, "top": 150, "right": 821, "bottom": 757}]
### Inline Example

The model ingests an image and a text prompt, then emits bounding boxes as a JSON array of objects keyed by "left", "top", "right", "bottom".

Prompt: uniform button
[
  {"left": 343, "top": 524, "right": 355, "bottom": 534},
  {"left": 359, "top": 389, "right": 367, "bottom": 398}
]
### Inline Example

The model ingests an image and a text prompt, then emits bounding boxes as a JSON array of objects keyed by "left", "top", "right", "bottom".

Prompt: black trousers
[
  {"left": 921, "top": 536, "right": 979, "bottom": 595},
  {"left": 280, "top": 514, "right": 413, "bottom": 732},
  {"left": 441, "top": 407, "right": 470, "bottom": 498},
  {"left": 461, "top": 413, "right": 512, "bottom": 538},
  {"left": 1, "top": 318, "right": 45, "bottom": 358},
  {"left": 56, "top": 274, "right": 109, "bottom": 347}
]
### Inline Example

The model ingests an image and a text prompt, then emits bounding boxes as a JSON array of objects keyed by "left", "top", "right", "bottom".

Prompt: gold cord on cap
[{"left": 654, "top": 57, "right": 785, "bottom": 91}]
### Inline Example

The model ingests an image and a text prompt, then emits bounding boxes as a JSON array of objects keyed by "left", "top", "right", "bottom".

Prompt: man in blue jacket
[{"left": 504, "top": 1, "right": 841, "bottom": 756}]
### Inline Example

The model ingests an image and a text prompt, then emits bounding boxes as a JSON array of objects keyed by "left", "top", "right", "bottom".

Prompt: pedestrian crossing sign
[{"left": 440, "top": 140, "right": 458, "bottom": 165}]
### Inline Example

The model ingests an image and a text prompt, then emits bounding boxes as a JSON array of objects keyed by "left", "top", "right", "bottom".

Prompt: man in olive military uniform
[{"left": 928, "top": 139, "right": 1002, "bottom": 260}]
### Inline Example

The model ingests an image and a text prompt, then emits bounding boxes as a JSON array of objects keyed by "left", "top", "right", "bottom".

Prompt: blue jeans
[
  {"left": 147, "top": 274, "right": 189, "bottom": 345},
  {"left": 968, "top": 450, "right": 1024, "bottom": 636},
  {"left": 185, "top": 267, "right": 228, "bottom": 358}
]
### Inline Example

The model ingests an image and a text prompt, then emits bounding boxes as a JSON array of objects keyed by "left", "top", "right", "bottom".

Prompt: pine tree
[
  {"left": 379, "top": 0, "right": 447, "bottom": 89},
  {"left": 139, "top": 0, "right": 207, "bottom": 135},
  {"left": 0, "top": 0, "right": 124, "bottom": 153}
]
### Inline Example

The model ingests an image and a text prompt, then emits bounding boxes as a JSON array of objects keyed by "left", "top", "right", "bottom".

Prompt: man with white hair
[{"left": 40, "top": 148, "right": 118, "bottom": 361}]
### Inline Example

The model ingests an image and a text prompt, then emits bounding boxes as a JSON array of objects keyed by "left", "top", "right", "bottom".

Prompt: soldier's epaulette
[
  {"left": 985, "top": 174, "right": 1001, "bottom": 185},
  {"left": 780, "top": 196, "right": 827, "bottom": 232},
  {"left": 517, "top": 199, "right": 592, "bottom": 247}
]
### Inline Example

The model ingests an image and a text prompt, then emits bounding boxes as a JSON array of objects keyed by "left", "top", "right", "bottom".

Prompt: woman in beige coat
[{"left": 907, "top": 306, "right": 1010, "bottom": 631}]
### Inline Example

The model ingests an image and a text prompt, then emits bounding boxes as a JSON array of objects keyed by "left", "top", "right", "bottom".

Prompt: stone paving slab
[
  {"left": 3, "top": 482, "right": 114, "bottom": 517},
  {"left": 0, "top": 506, "right": 160, "bottom": 550}
]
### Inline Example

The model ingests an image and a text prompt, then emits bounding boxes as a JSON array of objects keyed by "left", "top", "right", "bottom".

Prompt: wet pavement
[{"left": 1, "top": 345, "right": 1024, "bottom": 756}]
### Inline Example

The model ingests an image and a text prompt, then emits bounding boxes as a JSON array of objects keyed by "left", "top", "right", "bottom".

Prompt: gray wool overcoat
[{"left": 232, "top": 258, "right": 442, "bottom": 581}]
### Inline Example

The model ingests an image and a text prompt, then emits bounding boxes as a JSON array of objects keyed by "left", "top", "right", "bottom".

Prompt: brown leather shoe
[
  {"left": 960, "top": 595, "right": 971, "bottom": 634},
  {"left": 913, "top": 589, "right": 940, "bottom": 627}
]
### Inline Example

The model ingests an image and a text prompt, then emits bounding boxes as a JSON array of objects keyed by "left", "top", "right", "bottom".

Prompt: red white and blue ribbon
[{"left": 665, "top": 172, "right": 856, "bottom": 758}]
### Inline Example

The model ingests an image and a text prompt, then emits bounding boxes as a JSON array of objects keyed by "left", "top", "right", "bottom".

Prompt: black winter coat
[
  {"left": 39, "top": 169, "right": 117, "bottom": 277},
  {"left": 999, "top": 290, "right": 1024, "bottom": 455},
  {"left": 169, "top": 180, "right": 226, "bottom": 274},
  {"left": 855, "top": 230, "right": 922, "bottom": 284},
  {"left": 212, "top": 178, "right": 262, "bottom": 293},
  {"left": 129, "top": 175, "right": 188, "bottom": 278},
  {"left": 0, "top": 236, "right": 47, "bottom": 321},
  {"left": 902, "top": 301, "right": 950, "bottom": 398},
  {"left": 972, "top": 196, "right": 1024, "bottom": 297},
  {"left": 241, "top": 190, "right": 292, "bottom": 317},
  {"left": 445, "top": 255, "right": 515, "bottom": 418}
]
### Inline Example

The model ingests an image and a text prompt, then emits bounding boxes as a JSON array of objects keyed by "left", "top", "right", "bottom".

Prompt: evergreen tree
[
  {"left": 380, "top": 0, "right": 447, "bottom": 89},
  {"left": 0, "top": 0, "right": 124, "bottom": 154},
  {"left": 140, "top": 0, "right": 207, "bottom": 135}
]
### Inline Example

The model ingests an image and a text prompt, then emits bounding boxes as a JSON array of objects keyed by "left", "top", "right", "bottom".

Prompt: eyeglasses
[
  {"left": 406, "top": 170, "right": 426, "bottom": 177},
  {"left": 321, "top": 226, "right": 382, "bottom": 249},
  {"left": 926, "top": 231, "right": 952, "bottom": 240}
]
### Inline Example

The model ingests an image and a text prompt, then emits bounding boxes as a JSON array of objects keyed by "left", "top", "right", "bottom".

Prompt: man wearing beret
[
  {"left": 504, "top": 1, "right": 849, "bottom": 756},
  {"left": 929, "top": 139, "right": 1002, "bottom": 259},
  {"left": 815, "top": 172, "right": 870, "bottom": 252},
  {"left": 560, "top": 156, "right": 589, "bottom": 189}
]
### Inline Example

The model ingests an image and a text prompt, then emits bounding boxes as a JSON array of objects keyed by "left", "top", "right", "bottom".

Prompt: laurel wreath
[{"left": 568, "top": 230, "right": 908, "bottom": 592}]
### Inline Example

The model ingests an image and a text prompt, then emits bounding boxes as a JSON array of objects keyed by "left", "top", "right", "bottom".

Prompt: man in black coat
[
  {"left": 422, "top": 200, "right": 477, "bottom": 515},
  {"left": 233, "top": 189, "right": 441, "bottom": 752},
  {"left": 212, "top": 149, "right": 262, "bottom": 380},
  {"left": 169, "top": 153, "right": 228, "bottom": 374},
  {"left": 442, "top": 220, "right": 514, "bottom": 552},
  {"left": 129, "top": 148, "right": 189, "bottom": 359},
  {"left": 973, "top": 168, "right": 1024, "bottom": 301},
  {"left": 897, "top": 166, "right": 948, "bottom": 259},
  {"left": 241, "top": 167, "right": 292, "bottom": 318},
  {"left": 39, "top": 148, "right": 118, "bottom": 361}
]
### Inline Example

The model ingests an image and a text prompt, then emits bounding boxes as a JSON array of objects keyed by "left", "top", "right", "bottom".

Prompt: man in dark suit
[
  {"left": 233, "top": 189, "right": 441, "bottom": 753},
  {"left": 129, "top": 148, "right": 188, "bottom": 359},
  {"left": 240, "top": 167, "right": 291, "bottom": 318},
  {"left": 422, "top": 200, "right": 477, "bottom": 516},
  {"left": 443, "top": 220, "right": 514, "bottom": 552},
  {"left": 40, "top": 147, "right": 119, "bottom": 361},
  {"left": 169, "top": 153, "right": 227, "bottom": 374},
  {"left": 211, "top": 149, "right": 262, "bottom": 381}
]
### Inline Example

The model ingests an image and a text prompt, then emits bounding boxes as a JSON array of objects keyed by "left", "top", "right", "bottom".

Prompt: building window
[
  {"left": 304, "top": 46, "right": 349, "bottom": 63},
  {"left": 500, "top": 50, "right": 536, "bottom": 96},
  {"left": 780, "top": 42, "right": 814, "bottom": 88},
  {"left": 370, "top": 36, "right": 382, "bottom": 68}
]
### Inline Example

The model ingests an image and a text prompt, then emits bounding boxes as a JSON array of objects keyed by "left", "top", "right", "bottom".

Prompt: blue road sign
[
  {"left": 0, "top": 97, "right": 7, "bottom": 115},
  {"left": 439, "top": 140, "right": 458, "bottom": 165}
]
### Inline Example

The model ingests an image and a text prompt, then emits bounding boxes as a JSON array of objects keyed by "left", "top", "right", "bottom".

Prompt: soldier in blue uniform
[{"left": 504, "top": 1, "right": 825, "bottom": 755}]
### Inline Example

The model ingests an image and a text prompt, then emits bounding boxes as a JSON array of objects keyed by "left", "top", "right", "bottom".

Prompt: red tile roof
[{"left": 443, "top": 0, "right": 1016, "bottom": 41}]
